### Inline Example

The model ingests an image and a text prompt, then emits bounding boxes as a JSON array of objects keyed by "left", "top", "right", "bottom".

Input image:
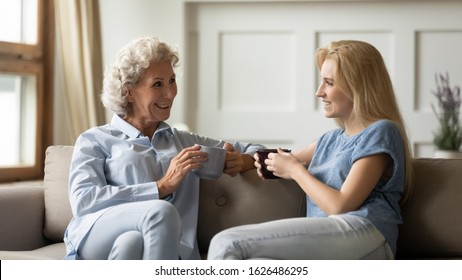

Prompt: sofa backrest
[
  {"left": 197, "top": 171, "right": 306, "bottom": 254},
  {"left": 41, "top": 145, "right": 306, "bottom": 247}
]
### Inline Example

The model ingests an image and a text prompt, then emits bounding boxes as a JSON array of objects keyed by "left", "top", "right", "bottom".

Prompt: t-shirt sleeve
[{"left": 351, "top": 120, "right": 404, "bottom": 165}]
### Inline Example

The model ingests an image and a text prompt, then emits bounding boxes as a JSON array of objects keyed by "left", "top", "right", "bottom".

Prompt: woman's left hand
[
  {"left": 265, "top": 148, "right": 301, "bottom": 179},
  {"left": 223, "top": 142, "right": 244, "bottom": 177}
]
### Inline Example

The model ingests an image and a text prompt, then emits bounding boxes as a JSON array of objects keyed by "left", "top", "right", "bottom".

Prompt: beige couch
[{"left": 0, "top": 145, "right": 461, "bottom": 259}]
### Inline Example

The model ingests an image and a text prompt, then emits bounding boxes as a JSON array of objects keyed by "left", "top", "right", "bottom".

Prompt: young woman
[{"left": 207, "top": 40, "right": 414, "bottom": 260}]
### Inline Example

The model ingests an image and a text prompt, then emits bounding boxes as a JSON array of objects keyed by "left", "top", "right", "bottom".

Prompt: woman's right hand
[
  {"left": 157, "top": 145, "right": 207, "bottom": 198},
  {"left": 253, "top": 153, "right": 266, "bottom": 180}
]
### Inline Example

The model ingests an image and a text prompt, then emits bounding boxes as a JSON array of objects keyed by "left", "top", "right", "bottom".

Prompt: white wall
[
  {"left": 54, "top": 0, "right": 184, "bottom": 145},
  {"left": 98, "top": 0, "right": 185, "bottom": 124},
  {"left": 73, "top": 0, "right": 462, "bottom": 158},
  {"left": 185, "top": 1, "right": 462, "bottom": 157}
]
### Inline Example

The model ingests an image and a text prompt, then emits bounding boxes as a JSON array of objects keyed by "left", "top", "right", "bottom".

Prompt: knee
[
  {"left": 115, "top": 231, "right": 143, "bottom": 249},
  {"left": 208, "top": 230, "right": 243, "bottom": 260},
  {"left": 153, "top": 200, "right": 180, "bottom": 223},
  {"left": 110, "top": 231, "right": 144, "bottom": 260},
  {"left": 144, "top": 200, "right": 181, "bottom": 233}
]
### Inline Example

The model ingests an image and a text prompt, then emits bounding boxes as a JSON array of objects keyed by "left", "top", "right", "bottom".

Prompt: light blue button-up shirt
[{"left": 64, "top": 114, "right": 265, "bottom": 259}]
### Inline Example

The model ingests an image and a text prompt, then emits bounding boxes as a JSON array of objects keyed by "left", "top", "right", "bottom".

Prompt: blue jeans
[
  {"left": 79, "top": 200, "right": 181, "bottom": 260},
  {"left": 207, "top": 214, "right": 393, "bottom": 260}
]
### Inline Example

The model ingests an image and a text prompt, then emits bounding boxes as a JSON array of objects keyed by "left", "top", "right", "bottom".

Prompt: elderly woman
[{"left": 64, "top": 37, "right": 264, "bottom": 260}]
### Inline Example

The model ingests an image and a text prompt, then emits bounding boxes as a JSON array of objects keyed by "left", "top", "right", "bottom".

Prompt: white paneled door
[{"left": 186, "top": 1, "right": 462, "bottom": 157}]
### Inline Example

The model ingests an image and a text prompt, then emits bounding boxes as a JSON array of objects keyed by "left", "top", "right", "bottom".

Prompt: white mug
[{"left": 193, "top": 145, "right": 226, "bottom": 180}]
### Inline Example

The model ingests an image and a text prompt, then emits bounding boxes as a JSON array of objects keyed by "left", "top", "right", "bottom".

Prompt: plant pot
[{"left": 433, "top": 149, "right": 462, "bottom": 159}]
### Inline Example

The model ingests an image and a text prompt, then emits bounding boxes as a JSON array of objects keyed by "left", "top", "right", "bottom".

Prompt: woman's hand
[
  {"left": 223, "top": 142, "right": 244, "bottom": 177},
  {"left": 157, "top": 145, "right": 207, "bottom": 198},
  {"left": 264, "top": 148, "right": 302, "bottom": 179},
  {"left": 253, "top": 153, "right": 265, "bottom": 179},
  {"left": 222, "top": 142, "right": 257, "bottom": 176}
]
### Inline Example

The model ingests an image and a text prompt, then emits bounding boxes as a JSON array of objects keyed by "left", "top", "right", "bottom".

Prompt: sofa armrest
[{"left": 0, "top": 184, "right": 50, "bottom": 250}]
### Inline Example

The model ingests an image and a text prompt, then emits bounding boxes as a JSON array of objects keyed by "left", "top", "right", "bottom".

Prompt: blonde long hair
[{"left": 315, "top": 40, "right": 413, "bottom": 203}]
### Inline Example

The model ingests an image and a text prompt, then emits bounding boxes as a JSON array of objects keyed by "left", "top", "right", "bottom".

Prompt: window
[{"left": 0, "top": 0, "right": 53, "bottom": 182}]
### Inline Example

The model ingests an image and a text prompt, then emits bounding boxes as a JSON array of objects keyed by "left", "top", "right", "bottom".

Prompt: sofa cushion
[
  {"left": 397, "top": 158, "right": 462, "bottom": 259},
  {"left": 0, "top": 243, "right": 66, "bottom": 260},
  {"left": 43, "top": 145, "right": 74, "bottom": 242},
  {"left": 197, "top": 170, "right": 306, "bottom": 254}
]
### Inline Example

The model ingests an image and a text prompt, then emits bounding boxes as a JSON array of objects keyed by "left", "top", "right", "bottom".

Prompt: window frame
[{"left": 0, "top": 0, "right": 53, "bottom": 182}]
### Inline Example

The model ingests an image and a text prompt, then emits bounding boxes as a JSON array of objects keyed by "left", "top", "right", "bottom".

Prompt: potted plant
[{"left": 431, "top": 72, "right": 462, "bottom": 158}]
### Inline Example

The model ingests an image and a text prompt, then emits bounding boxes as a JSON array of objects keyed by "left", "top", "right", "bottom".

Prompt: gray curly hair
[{"left": 101, "top": 37, "right": 180, "bottom": 115}]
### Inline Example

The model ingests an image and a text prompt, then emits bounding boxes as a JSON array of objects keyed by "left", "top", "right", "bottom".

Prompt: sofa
[{"left": 0, "top": 145, "right": 461, "bottom": 259}]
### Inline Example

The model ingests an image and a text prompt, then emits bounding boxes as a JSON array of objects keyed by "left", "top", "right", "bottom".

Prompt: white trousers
[
  {"left": 79, "top": 200, "right": 181, "bottom": 260},
  {"left": 207, "top": 214, "right": 394, "bottom": 260}
]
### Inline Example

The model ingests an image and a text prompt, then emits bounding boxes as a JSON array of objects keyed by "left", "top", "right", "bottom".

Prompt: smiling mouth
[
  {"left": 156, "top": 104, "right": 170, "bottom": 109},
  {"left": 322, "top": 101, "right": 332, "bottom": 107}
]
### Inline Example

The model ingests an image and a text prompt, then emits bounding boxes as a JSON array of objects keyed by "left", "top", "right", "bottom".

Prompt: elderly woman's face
[{"left": 127, "top": 60, "right": 177, "bottom": 125}]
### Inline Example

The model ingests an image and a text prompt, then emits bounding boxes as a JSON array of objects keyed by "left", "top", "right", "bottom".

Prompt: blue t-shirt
[{"left": 308, "top": 119, "right": 405, "bottom": 254}]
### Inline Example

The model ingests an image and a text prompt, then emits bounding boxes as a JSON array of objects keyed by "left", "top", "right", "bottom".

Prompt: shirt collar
[{"left": 111, "top": 114, "right": 173, "bottom": 138}]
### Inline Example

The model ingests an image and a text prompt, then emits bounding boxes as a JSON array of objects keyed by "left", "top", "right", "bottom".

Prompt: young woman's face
[
  {"left": 316, "top": 58, "right": 353, "bottom": 120},
  {"left": 127, "top": 60, "right": 177, "bottom": 125}
]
